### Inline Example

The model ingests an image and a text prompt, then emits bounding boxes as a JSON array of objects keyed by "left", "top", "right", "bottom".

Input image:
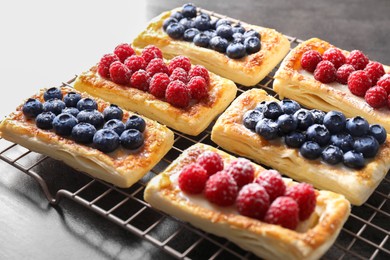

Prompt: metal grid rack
[{"left": 0, "top": 36, "right": 389, "bottom": 260}]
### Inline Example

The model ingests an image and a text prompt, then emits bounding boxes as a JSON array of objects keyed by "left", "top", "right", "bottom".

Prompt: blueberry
[
  {"left": 263, "top": 101, "right": 283, "bottom": 119},
  {"left": 346, "top": 116, "right": 369, "bottom": 137},
  {"left": 22, "top": 98, "right": 43, "bottom": 118},
  {"left": 93, "top": 129, "right": 120, "bottom": 153},
  {"left": 216, "top": 24, "right": 233, "bottom": 40},
  {"left": 232, "top": 24, "right": 245, "bottom": 34},
  {"left": 103, "top": 119, "right": 125, "bottom": 136},
  {"left": 183, "top": 28, "right": 200, "bottom": 42},
  {"left": 166, "top": 22, "right": 185, "bottom": 39},
  {"left": 277, "top": 114, "right": 298, "bottom": 134},
  {"left": 210, "top": 19, "right": 218, "bottom": 29},
  {"left": 193, "top": 13, "right": 211, "bottom": 31},
  {"left": 369, "top": 124, "right": 387, "bottom": 144},
  {"left": 163, "top": 17, "right": 178, "bottom": 31},
  {"left": 63, "top": 92, "right": 82, "bottom": 107},
  {"left": 254, "top": 101, "right": 267, "bottom": 113},
  {"left": 43, "top": 99, "right": 66, "bottom": 115},
  {"left": 120, "top": 129, "right": 144, "bottom": 150},
  {"left": 77, "top": 109, "right": 104, "bottom": 128},
  {"left": 209, "top": 36, "right": 229, "bottom": 53},
  {"left": 43, "top": 87, "right": 63, "bottom": 101},
  {"left": 306, "top": 124, "right": 331, "bottom": 146},
  {"left": 323, "top": 111, "right": 346, "bottom": 134},
  {"left": 181, "top": 3, "right": 197, "bottom": 18},
  {"left": 300, "top": 141, "right": 322, "bottom": 160},
  {"left": 232, "top": 33, "right": 245, "bottom": 43},
  {"left": 226, "top": 43, "right": 246, "bottom": 59},
  {"left": 77, "top": 98, "right": 98, "bottom": 111},
  {"left": 35, "top": 111, "right": 55, "bottom": 130},
  {"left": 284, "top": 131, "right": 306, "bottom": 148},
  {"left": 71, "top": 123, "right": 96, "bottom": 144},
  {"left": 311, "top": 109, "right": 326, "bottom": 124},
  {"left": 103, "top": 104, "right": 123, "bottom": 121},
  {"left": 343, "top": 150, "right": 365, "bottom": 169},
  {"left": 293, "top": 109, "right": 314, "bottom": 130},
  {"left": 330, "top": 133, "right": 354, "bottom": 152},
  {"left": 193, "top": 33, "right": 211, "bottom": 47},
  {"left": 62, "top": 107, "right": 79, "bottom": 117},
  {"left": 255, "top": 118, "right": 279, "bottom": 140},
  {"left": 243, "top": 109, "right": 263, "bottom": 130},
  {"left": 244, "top": 36, "right": 261, "bottom": 54},
  {"left": 353, "top": 135, "right": 379, "bottom": 158},
  {"left": 321, "top": 145, "right": 343, "bottom": 165},
  {"left": 52, "top": 113, "right": 78, "bottom": 136},
  {"left": 125, "top": 115, "right": 146, "bottom": 132},
  {"left": 215, "top": 18, "right": 231, "bottom": 28},
  {"left": 280, "top": 99, "right": 301, "bottom": 115},
  {"left": 243, "top": 29, "right": 260, "bottom": 39},
  {"left": 179, "top": 18, "right": 194, "bottom": 30},
  {"left": 170, "top": 11, "right": 183, "bottom": 21},
  {"left": 202, "top": 29, "right": 216, "bottom": 38}
]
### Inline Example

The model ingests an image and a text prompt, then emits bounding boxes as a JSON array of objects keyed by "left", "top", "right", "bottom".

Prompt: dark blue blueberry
[
  {"left": 183, "top": 28, "right": 200, "bottom": 42},
  {"left": 77, "top": 98, "right": 98, "bottom": 111},
  {"left": 170, "top": 11, "right": 183, "bottom": 21},
  {"left": 63, "top": 92, "right": 82, "bottom": 107},
  {"left": 209, "top": 36, "right": 229, "bottom": 53},
  {"left": 243, "top": 29, "right": 260, "bottom": 39},
  {"left": 293, "top": 109, "right": 315, "bottom": 130},
  {"left": 215, "top": 19, "right": 231, "bottom": 28},
  {"left": 216, "top": 24, "right": 233, "bottom": 40},
  {"left": 210, "top": 19, "right": 218, "bottom": 29},
  {"left": 255, "top": 118, "right": 279, "bottom": 140},
  {"left": 277, "top": 114, "right": 297, "bottom": 134},
  {"left": 321, "top": 145, "right": 343, "bottom": 165},
  {"left": 193, "top": 33, "right": 211, "bottom": 47},
  {"left": 179, "top": 18, "right": 194, "bottom": 30},
  {"left": 243, "top": 109, "right": 263, "bottom": 130},
  {"left": 284, "top": 131, "right": 306, "bottom": 148},
  {"left": 71, "top": 123, "right": 96, "bottom": 144},
  {"left": 103, "top": 119, "right": 125, "bottom": 136},
  {"left": 22, "top": 98, "right": 43, "bottom": 118},
  {"left": 343, "top": 150, "right": 365, "bottom": 169},
  {"left": 43, "top": 99, "right": 66, "bottom": 115},
  {"left": 62, "top": 107, "right": 79, "bottom": 117},
  {"left": 263, "top": 101, "right": 283, "bottom": 120},
  {"left": 353, "top": 135, "right": 379, "bottom": 158},
  {"left": 232, "top": 24, "right": 245, "bottom": 34},
  {"left": 232, "top": 33, "right": 245, "bottom": 43},
  {"left": 43, "top": 87, "right": 63, "bottom": 101},
  {"left": 35, "top": 112, "right": 55, "bottom": 130},
  {"left": 330, "top": 133, "right": 354, "bottom": 152},
  {"left": 226, "top": 43, "right": 246, "bottom": 59},
  {"left": 280, "top": 99, "right": 301, "bottom": 115},
  {"left": 125, "top": 115, "right": 146, "bottom": 132},
  {"left": 52, "top": 113, "right": 78, "bottom": 136},
  {"left": 310, "top": 109, "right": 326, "bottom": 124},
  {"left": 103, "top": 104, "right": 123, "bottom": 121},
  {"left": 181, "top": 3, "right": 197, "bottom": 18},
  {"left": 346, "top": 116, "right": 369, "bottom": 137},
  {"left": 369, "top": 124, "right": 387, "bottom": 144},
  {"left": 306, "top": 124, "right": 331, "bottom": 146},
  {"left": 254, "top": 101, "right": 267, "bottom": 113},
  {"left": 202, "top": 29, "right": 216, "bottom": 38},
  {"left": 120, "top": 129, "right": 144, "bottom": 150},
  {"left": 77, "top": 109, "right": 104, "bottom": 128},
  {"left": 244, "top": 36, "right": 261, "bottom": 54},
  {"left": 163, "top": 17, "right": 178, "bottom": 31},
  {"left": 193, "top": 13, "right": 211, "bottom": 31},
  {"left": 323, "top": 111, "right": 346, "bottom": 134},
  {"left": 300, "top": 141, "right": 322, "bottom": 160},
  {"left": 166, "top": 22, "right": 185, "bottom": 39},
  {"left": 93, "top": 129, "right": 120, "bottom": 153}
]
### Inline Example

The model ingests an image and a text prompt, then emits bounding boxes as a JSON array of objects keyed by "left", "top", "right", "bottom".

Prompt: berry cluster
[
  {"left": 178, "top": 151, "right": 316, "bottom": 230},
  {"left": 22, "top": 88, "right": 146, "bottom": 153},
  {"left": 97, "top": 43, "right": 210, "bottom": 108},
  {"left": 163, "top": 3, "right": 261, "bottom": 59},
  {"left": 243, "top": 99, "right": 387, "bottom": 169},
  {"left": 301, "top": 48, "right": 390, "bottom": 109}
]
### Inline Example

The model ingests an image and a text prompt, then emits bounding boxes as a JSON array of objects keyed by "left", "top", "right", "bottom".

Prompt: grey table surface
[{"left": 0, "top": 0, "right": 389, "bottom": 259}]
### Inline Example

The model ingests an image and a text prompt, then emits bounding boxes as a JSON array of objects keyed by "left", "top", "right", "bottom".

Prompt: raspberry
[
  {"left": 168, "top": 56, "right": 192, "bottom": 73},
  {"left": 348, "top": 70, "right": 372, "bottom": 97},
  {"left": 146, "top": 58, "right": 169, "bottom": 76},
  {"left": 346, "top": 50, "right": 369, "bottom": 70},
  {"left": 364, "top": 61, "right": 385, "bottom": 85},
  {"left": 109, "top": 61, "right": 132, "bottom": 85},
  {"left": 196, "top": 151, "right": 224, "bottom": 176},
  {"left": 187, "top": 76, "right": 208, "bottom": 100},
  {"left": 189, "top": 65, "right": 210, "bottom": 86},
  {"left": 314, "top": 61, "right": 337, "bottom": 83},
  {"left": 114, "top": 43, "right": 135, "bottom": 63},
  {"left": 226, "top": 158, "right": 255, "bottom": 187},
  {"left": 141, "top": 45, "right": 163, "bottom": 64},
  {"left": 364, "top": 86, "right": 388, "bottom": 108},
  {"left": 322, "top": 48, "right": 346, "bottom": 69},
  {"left": 285, "top": 183, "right": 316, "bottom": 221},
  {"left": 254, "top": 170, "right": 286, "bottom": 202},
  {"left": 170, "top": 67, "right": 188, "bottom": 83},
  {"left": 178, "top": 163, "right": 208, "bottom": 194},
  {"left": 336, "top": 64, "right": 355, "bottom": 84},
  {"left": 236, "top": 183, "right": 270, "bottom": 220},
  {"left": 204, "top": 171, "right": 238, "bottom": 206},
  {"left": 97, "top": 53, "right": 119, "bottom": 78},
  {"left": 124, "top": 55, "right": 146, "bottom": 72},
  {"left": 165, "top": 80, "right": 191, "bottom": 108},
  {"left": 149, "top": 73, "right": 170, "bottom": 98},
  {"left": 300, "top": 50, "right": 322, "bottom": 73},
  {"left": 264, "top": 196, "right": 299, "bottom": 230},
  {"left": 377, "top": 74, "right": 390, "bottom": 94},
  {"left": 130, "top": 70, "right": 150, "bottom": 91}
]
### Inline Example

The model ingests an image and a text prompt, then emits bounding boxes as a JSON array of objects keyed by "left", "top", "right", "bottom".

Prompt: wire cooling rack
[{"left": 0, "top": 36, "right": 389, "bottom": 260}]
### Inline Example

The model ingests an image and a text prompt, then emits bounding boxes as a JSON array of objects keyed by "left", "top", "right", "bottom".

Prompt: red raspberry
[
  {"left": 377, "top": 74, "right": 390, "bottom": 94},
  {"left": 226, "top": 158, "right": 255, "bottom": 188},
  {"left": 314, "top": 61, "right": 337, "bottom": 83},
  {"left": 364, "top": 61, "right": 385, "bottom": 85},
  {"left": 196, "top": 151, "right": 224, "bottom": 176},
  {"left": 130, "top": 70, "right": 150, "bottom": 91},
  {"left": 114, "top": 43, "right": 135, "bottom": 63},
  {"left": 109, "top": 61, "right": 132, "bottom": 85},
  {"left": 141, "top": 45, "right": 163, "bottom": 64},
  {"left": 165, "top": 80, "right": 191, "bottom": 108},
  {"left": 285, "top": 183, "right": 316, "bottom": 221},
  {"left": 364, "top": 86, "right": 388, "bottom": 108},
  {"left": 170, "top": 67, "right": 189, "bottom": 83},
  {"left": 346, "top": 50, "right": 369, "bottom": 70},
  {"left": 168, "top": 56, "right": 192, "bottom": 73},
  {"left": 254, "top": 170, "right": 286, "bottom": 202},
  {"left": 236, "top": 183, "right": 270, "bottom": 220},
  {"left": 348, "top": 70, "right": 372, "bottom": 97},
  {"left": 124, "top": 55, "right": 146, "bottom": 72},
  {"left": 97, "top": 53, "right": 119, "bottom": 78},
  {"left": 149, "top": 73, "right": 170, "bottom": 98},
  {"left": 189, "top": 65, "right": 210, "bottom": 86},
  {"left": 300, "top": 50, "right": 322, "bottom": 73},
  {"left": 204, "top": 171, "right": 238, "bottom": 206},
  {"left": 178, "top": 163, "right": 208, "bottom": 194},
  {"left": 323, "top": 48, "right": 346, "bottom": 69},
  {"left": 264, "top": 196, "right": 299, "bottom": 230},
  {"left": 187, "top": 76, "right": 208, "bottom": 100},
  {"left": 146, "top": 58, "right": 169, "bottom": 76},
  {"left": 336, "top": 64, "right": 355, "bottom": 84}
]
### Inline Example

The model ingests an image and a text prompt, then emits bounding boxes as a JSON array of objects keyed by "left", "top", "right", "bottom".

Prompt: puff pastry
[
  {"left": 0, "top": 87, "right": 174, "bottom": 188},
  {"left": 273, "top": 38, "right": 390, "bottom": 132},
  {"left": 132, "top": 7, "right": 290, "bottom": 86},
  {"left": 211, "top": 89, "right": 390, "bottom": 205},
  {"left": 144, "top": 143, "right": 350, "bottom": 260}
]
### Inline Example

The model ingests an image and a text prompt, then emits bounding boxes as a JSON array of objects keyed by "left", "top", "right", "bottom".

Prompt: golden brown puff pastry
[
  {"left": 0, "top": 87, "right": 174, "bottom": 188},
  {"left": 210, "top": 89, "right": 390, "bottom": 205},
  {"left": 144, "top": 143, "right": 351, "bottom": 260},
  {"left": 132, "top": 7, "right": 290, "bottom": 87},
  {"left": 273, "top": 38, "right": 390, "bottom": 132},
  {"left": 74, "top": 64, "right": 237, "bottom": 136}
]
